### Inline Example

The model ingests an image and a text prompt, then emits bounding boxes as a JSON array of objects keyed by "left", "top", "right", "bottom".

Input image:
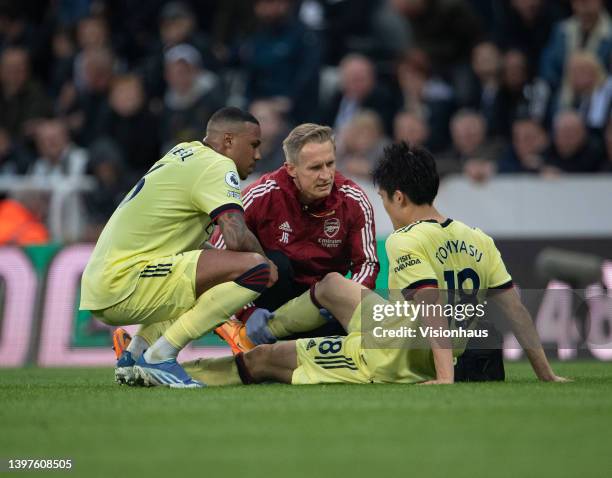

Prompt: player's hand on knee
[{"left": 246, "top": 308, "right": 276, "bottom": 345}]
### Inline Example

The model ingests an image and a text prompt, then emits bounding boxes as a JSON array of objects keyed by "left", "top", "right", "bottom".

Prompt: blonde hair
[
  {"left": 561, "top": 51, "right": 606, "bottom": 108},
  {"left": 282, "top": 123, "right": 335, "bottom": 164}
]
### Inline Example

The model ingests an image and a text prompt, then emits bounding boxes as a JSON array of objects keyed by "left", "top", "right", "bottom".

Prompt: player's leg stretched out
[{"left": 183, "top": 272, "right": 368, "bottom": 385}]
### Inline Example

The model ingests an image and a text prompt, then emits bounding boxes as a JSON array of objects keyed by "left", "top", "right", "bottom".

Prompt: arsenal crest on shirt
[{"left": 323, "top": 218, "right": 340, "bottom": 238}]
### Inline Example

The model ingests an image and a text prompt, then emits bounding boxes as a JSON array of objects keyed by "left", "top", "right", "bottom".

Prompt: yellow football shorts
[
  {"left": 93, "top": 250, "right": 201, "bottom": 326},
  {"left": 291, "top": 301, "right": 374, "bottom": 385},
  {"left": 291, "top": 291, "right": 436, "bottom": 385},
  {"left": 292, "top": 332, "right": 373, "bottom": 384}
]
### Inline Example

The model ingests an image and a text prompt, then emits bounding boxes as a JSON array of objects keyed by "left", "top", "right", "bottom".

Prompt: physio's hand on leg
[{"left": 246, "top": 308, "right": 276, "bottom": 345}]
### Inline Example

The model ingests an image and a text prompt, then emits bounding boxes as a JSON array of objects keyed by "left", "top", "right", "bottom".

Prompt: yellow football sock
[
  {"left": 136, "top": 320, "right": 172, "bottom": 346},
  {"left": 268, "top": 289, "right": 326, "bottom": 338},
  {"left": 164, "top": 281, "right": 260, "bottom": 350},
  {"left": 346, "top": 299, "right": 364, "bottom": 334},
  {"left": 182, "top": 356, "right": 242, "bottom": 386}
]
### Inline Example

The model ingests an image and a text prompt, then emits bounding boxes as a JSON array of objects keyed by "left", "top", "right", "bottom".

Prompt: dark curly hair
[{"left": 372, "top": 142, "right": 439, "bottom": 205}]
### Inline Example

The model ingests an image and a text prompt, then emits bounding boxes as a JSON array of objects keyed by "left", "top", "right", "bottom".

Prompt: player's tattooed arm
[
  {"left": 216, "top": 211, "right": 266, "bottom": 256},
  {"left": 217, "top": 211, "right": 279, "bottom": 287}
]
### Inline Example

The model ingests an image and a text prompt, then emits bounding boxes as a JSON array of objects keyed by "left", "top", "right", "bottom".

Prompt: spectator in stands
[
  {"left": 28, "top": 119, "right": 88, "bottom": 178},
  {"left": 394, "top": 48, "right": 454, "bottom": 151},
  {"left": 388, "top": 0, "right": 483, "bottom": 80},
  {"left": 72, "top": 16, "right": 115, "bottom": 93},
  {"left": 159, "top": 43, "right": 225, "bottom": 152},
  {"left": 0, "top": 46, "right": 51, "bottom": 140},
  {"left": 498, "top": 117, "right": 549, "bottom": 173},
  {"left": 76, "top": 15, "right": 111, "bottom": 52},
  {"left": 96, "top": 74, "right": 160, "bottom": 180},
  {"left": 139, "top": 2, "right": 217, "bottom": 99},
  {"left": 494, "top": 0, "right": 563, "bottom": 74},
  {"left": 461, "top": 41, "right": 503, "bottom": 136},
  {"left": 83, "top": 139, "right": 131, "bottom": 241},
  {"left": 439, "top": 109, "right": 502, "bottom": 181},
  {"left": 300, "top": 0, "right": 406, "bottom": 65},
  {"left": 393, "top": 111, "right": 430, "bottom": 148},
  {"left": 0, "top": 127, "right": 32, "bottom": 175},
  {"left": 544, "top": 110, "right": 604, "bottom": 173},
  {"left": 58, "top": 47, "right": 116, "bottom": 146},
  {"left": 336, "top": 110, "right": 390, "bottom": 180},
  {"left": 204, "top": 0, "right": 255, "bottom": 58},
  {"left": 558, "top": 51, "right": 612, "bottom": 131},
  {"left": 370, "top": 2, "right": 414, "bottom": 63},
  {"left": 540, "top": 0, "right": 612, "bottom": 95},
  {"left": 159, "top": 2, "right": 199, "bottom": 47},
  {"left": 94, "top": 0, "right": 164, "bottom": 64},
  {"left": 240, "top": 0, "right": 321, "bottom": 123},
  {"left": 0, "top": 4, "right": 33, "bottom": 49},
  {"left": 249, "top": 98, "right": 291, "bottom": 174},
  {"left": 48, "top": 27, "right": 76, "bottom": 99},
  {"left": 496, "top": 49, "right": 533, "bottom": 139},
  {"left": 324, "top": 53, "right": 393, "bottom": 134},
  {"left": 0, "top": 4, "right": 45, "bottom": 77},
  {"left": 158, "top": 2, "right": 216, "bottom": 64}
]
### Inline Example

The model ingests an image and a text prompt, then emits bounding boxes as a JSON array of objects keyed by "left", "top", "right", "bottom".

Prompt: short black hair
[
  {"left": 372, "top": 142, "right": 439, "bottom": 205},
  {"left": 207, "top": 107, "right": 259, "bottom": 130}
]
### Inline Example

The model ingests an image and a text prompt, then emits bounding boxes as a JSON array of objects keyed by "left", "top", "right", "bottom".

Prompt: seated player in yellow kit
[
  {"left": 80, "top": 107, "right": 278, "bottom": 388},
  {"left": 182, "top": 142, "right": 569, "bottom": 385}
]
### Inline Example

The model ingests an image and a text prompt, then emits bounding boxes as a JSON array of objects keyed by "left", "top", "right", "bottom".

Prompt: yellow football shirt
[
  {"left": 386, "top": 218, "right": 512, "bottom": 294},
  {"left": 80, "top": 141, "right": 243, "bottom": 310},
  {"left": 366, "top": 218, "right": 513, "bottom": 383}
]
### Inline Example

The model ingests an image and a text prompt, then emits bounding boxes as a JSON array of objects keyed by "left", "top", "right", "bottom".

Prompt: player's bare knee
[
  {"left": 316, "top": 272, "right": 344, "bottom": 304},
  {"left": 235, "top": 252, "right": 267, "bottom": 277},
  {"left": 233, "top": 253, "right": 270, "bottom": 293},
  {"left": 323, "top": 271, "right": 344, "bottom": 286},
  {"left": 243, "top": 252, "right": 267, "bottom": 270}
]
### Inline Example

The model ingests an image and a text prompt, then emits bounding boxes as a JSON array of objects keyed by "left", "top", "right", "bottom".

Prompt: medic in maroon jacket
[{"left": 212, "top": 166, "right": 379, "bottom": 289}]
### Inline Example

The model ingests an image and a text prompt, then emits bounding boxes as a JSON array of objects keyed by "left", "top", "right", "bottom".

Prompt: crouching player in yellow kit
[
  {"left": 80, "top": 107, "right": 278, "bottom": 388},
  {"left": 182, "top": 142, "right": 568, "bottom": 385}
]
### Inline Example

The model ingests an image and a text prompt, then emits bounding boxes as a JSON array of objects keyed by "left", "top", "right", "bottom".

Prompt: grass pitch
[{"left": 1, "top": 362, "right": 610, "bottom": 478}]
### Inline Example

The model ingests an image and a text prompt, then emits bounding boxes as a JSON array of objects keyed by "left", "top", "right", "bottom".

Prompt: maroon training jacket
[{"left": 212, "top": 167, "right": 379, "bottom": 289}]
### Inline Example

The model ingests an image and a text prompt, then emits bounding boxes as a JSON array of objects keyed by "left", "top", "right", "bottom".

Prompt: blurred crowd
[{"left": 1, "top": 0, "right": 611, "bottom": 244}]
